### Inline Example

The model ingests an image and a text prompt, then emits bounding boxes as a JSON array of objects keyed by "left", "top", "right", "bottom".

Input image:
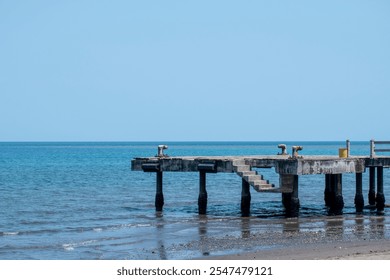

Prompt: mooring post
[
  {"left": 324, "top": 174, "right": 332, "bottom": 207},
  {"left": 155, "top": 171, "right": 164, "bottom": 212},
  {"left": 329, "top": 174, "right": 344, "bottom": 215},
  {"left": 355, "top": 172, "right": 364, "bottom": 213},
  {"left": 376, "top": 166, "right": 385, "bottom": 213},
  {"left": 369, "top": 167, "right": 376, "bottom": 206},
  {"left": 198, "top": 171, "right": 208, "bottom": 215},
  {"left": 241, "top": 179, "right": 251, "bottom": 217}
]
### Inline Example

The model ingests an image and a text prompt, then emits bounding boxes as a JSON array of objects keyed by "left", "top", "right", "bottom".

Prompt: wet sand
[
  {"left": 204, "top": 239, "right": 390, "bottom": 260},
  {"left": 187, "top": 213, "right": 390, "bottom": 260},
  {"left": 136, "top": 208, "right": 390, "bottom": 260}
]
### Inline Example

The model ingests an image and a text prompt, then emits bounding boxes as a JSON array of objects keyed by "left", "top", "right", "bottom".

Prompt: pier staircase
[{"left": 232, "top": 160, "right": 281, "bottom": 193}]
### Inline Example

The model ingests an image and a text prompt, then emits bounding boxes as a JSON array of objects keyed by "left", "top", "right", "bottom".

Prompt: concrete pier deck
[
  {"left": 132, "top": 155, "right": 386, "bottom": 173},
  {"left": 131, "top": 153, "right": 390, "bottom": 217}
]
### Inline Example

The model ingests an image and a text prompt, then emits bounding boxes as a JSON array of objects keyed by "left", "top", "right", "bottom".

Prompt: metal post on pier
[
  {"left": 241, "top": 179, "right": 251, "bottom": 217},
  {"left": 370, "top": 139, "right": 375, "bottom": 158}
]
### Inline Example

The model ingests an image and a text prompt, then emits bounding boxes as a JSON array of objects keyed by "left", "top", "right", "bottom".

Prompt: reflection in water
[
  {"left": 155, "top": 212, "right": 167, "bottom": 260},
  {"left": 283, "top": 218, "right": 300, "bottom": 234},
  {"left": 198, "top": 216, "right": 210, "bottom": 256},
  {"left": 354, "top": 215, "right": 365, "bottom": 237},
  {"left": 325, "top": 216, "right": 344, "bottom": 238},
  {"left": 241, "top": 218, "right": 251, "bottom": 239},
  {"left": 369, "top": 216, "right": 385, "bottom": 239}
]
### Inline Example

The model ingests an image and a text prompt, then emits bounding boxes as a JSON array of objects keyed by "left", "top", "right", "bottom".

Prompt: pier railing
[{"left": 370, "top": 139, "right": 390, "bottom": 158}]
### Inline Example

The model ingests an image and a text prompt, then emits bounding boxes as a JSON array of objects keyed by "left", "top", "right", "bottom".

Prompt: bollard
[
  {"left": 157, "top": 145, "right": 168, "bottom": 157},
  {"left": 291, "top": 146, "right": 303, "bottom": 158},
  {"left": 277, "top": 144, "right": 288, "bottom": 155}
]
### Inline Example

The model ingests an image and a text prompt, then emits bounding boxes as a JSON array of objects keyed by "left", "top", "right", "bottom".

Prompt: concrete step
[
  {"left": 243, "top": 174, "right": 261, "bottom": 181},
  {"left": 252, "top": 184, "right": 281, "bottom": 193},
  {"left": 233, "top": 162, "right": 279, "bottom": 193},
  {"left": 233, "top": 165, "right": 251, "bottom": 172},
  {"left": 237, "top": 170, "right": 257, "bottom": 177},
  {"left": 232, "top": 160, "right": 246, "bottom": 166},
  {"left": 248, "top": 179, "right": 269, "bottom": 185}
]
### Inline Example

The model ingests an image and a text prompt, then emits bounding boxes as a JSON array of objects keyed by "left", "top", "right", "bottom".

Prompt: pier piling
[
  {"left": 355, "top": 172, "right": 364, "bottom": 213},
  {"left": 198, "top": 171, "right": 208, "bottom": 215},
  {"left": 281, "top": 175, "right": 299, "bottom": 217},
  {"left": 155, "top": 171, "right": 164, "bottom": 212},
  {"left": 376, "top": 166, "right": 385, "bottom": 213},
  {"left": 241, "top": 179, "right": 251, "bottom": 217},
  {"left": 329, "top": 174, "right": 344, "bottom": 215},
  {"left": 369, "top": 167, "right": 376, "bottom": 206},
  {"left": 324, "top": 174, "right": 332, "bottom": 207}
]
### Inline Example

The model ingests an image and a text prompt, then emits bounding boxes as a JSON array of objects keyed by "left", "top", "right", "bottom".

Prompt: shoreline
[{"left": 201, "top": 239, "right": 390, "bottom": 260}]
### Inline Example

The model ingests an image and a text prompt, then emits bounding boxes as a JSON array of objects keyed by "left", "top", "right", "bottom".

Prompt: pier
[{"left": 131, "top": 141, "right": 390, "bottom": 217}]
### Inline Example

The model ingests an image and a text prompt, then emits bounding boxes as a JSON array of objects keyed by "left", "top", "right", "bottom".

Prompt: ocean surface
[{"left": 0, "top": 141, "right": 389, "bottom": 260}]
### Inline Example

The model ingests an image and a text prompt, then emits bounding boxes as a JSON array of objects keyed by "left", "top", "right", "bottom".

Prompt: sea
[{"left": 0, "top": 141, "right": 389, "bottom": 260}]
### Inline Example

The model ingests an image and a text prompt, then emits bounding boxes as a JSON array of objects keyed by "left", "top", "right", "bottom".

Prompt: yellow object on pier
[{"left": 339, "top": 148, "right": 348, "bottom": 158}]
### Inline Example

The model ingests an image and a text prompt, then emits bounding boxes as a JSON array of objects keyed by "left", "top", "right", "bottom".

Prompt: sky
[{"left": 1, "top": 0, "right": 389, "bottom": 141}]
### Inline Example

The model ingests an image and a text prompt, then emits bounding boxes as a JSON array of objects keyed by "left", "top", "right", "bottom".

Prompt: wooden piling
[
  {"left": 369, "top": 167, "right": 376, "bottom": 206},
  {"left": 376, "top": 166, "right": 385, "bottom": 213},
  {"left": 355, "top": 172, "right": 364, "bottom": 213},
  {"left": 241, "top": 179, "right": 251, "bottom": 217},
  {"left": 198, "top": 171, "right": 208, "bottom": 215},
  {"left": 155, "top": 171, "right": 164, "bottom": 212}
]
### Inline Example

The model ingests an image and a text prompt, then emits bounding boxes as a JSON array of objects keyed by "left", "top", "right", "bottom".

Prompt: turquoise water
[{"left": 0, "top": 141, "right": 388, "bottom": 259}]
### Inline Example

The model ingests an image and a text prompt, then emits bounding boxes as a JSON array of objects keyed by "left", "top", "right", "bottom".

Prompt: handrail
[{"left": 370, "top": 139, "right": 390, "bottom": 158}]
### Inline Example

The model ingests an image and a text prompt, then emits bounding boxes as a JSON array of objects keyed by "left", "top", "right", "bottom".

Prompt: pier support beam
[
  {"left": 324, "top": 174, "right": 332, "bottom": 207},
  {"left": 198, "top": 171, "right": 208, "bottom": 215},
  {"left": 355, "top": 172, "right": 364, "bottom": 213},
  {"left": 241, "top": 179, "right": 251, "bottom": 217},
  {"left": 155, "top": 171, "right": 164, "bottom": 212},
  {"left": 281, "top": 175, "right": 299, "bottom": 217},
  {"left": 369, "top": 167, "right": 376, "bottom": 206},
  {"left": 376, "top": 166, "right": 385, "bottom": 213},
  {"left": 329, "top": 174, "right": 344, "bottom": 215}
]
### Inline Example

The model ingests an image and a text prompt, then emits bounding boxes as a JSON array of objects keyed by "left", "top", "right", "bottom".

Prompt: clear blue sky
[{"left": 1, "top": 0, "right": 389, "bottom": 141}]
